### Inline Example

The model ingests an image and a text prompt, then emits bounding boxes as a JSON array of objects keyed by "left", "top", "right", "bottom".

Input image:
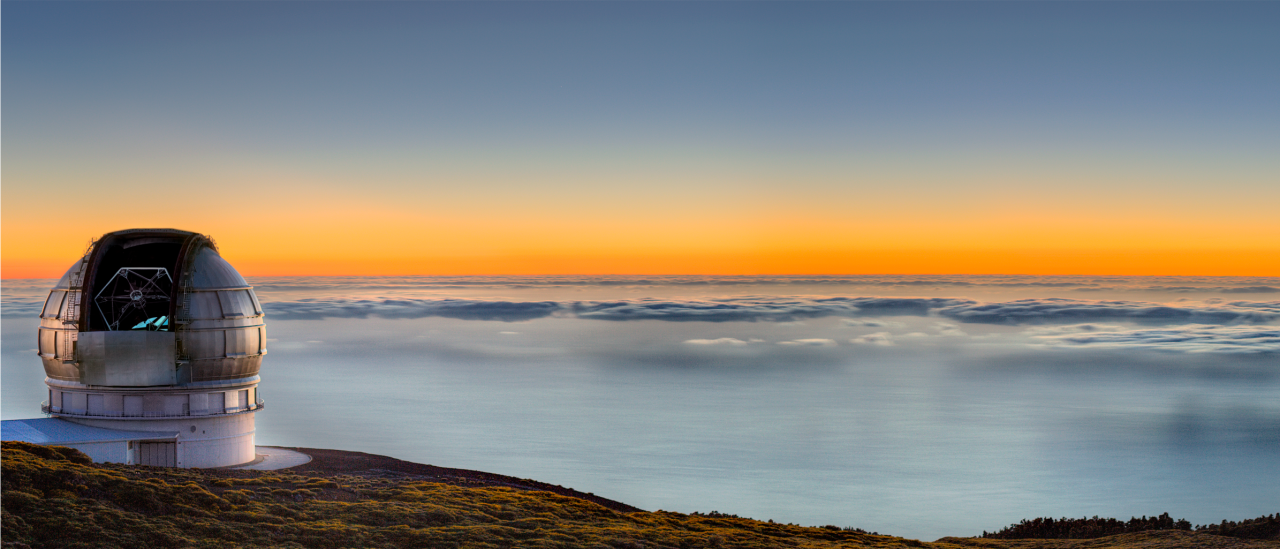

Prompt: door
[{"left": 137, "top": 442, "right": 176, "bottom": 467}]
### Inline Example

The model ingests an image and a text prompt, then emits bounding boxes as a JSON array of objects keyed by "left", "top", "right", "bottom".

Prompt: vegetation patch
[
  {"left": 2, "top": 442, "right": 923, "bottom": 549},
  {"left": 4, "top": 442, "right": 1276, "bottom": 549}
]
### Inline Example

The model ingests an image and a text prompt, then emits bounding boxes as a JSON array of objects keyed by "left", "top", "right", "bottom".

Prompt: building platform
[
  {"left": 2, "top": 418, "right": 178, "bottom": 445},
  {"left": 230, "top": 446, "right": 312, "bottom": 470},
  {"left": 1, "top": 418, "right": 179, "bottom": 465}
]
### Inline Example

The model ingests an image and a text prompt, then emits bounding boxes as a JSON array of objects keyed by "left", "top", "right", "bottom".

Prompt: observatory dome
[
  {"left": 38, "top": 229, "right": 266, "bottom": 386},
  {"left": 34, "top": 229, "right": 266, "bottom": 467}
]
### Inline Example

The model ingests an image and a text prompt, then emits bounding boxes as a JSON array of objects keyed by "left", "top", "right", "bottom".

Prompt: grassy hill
[{"left": 3, "top": 442, "right": 1276, "bottom": 549}]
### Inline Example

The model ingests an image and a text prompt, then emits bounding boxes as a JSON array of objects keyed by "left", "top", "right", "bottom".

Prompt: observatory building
[{"left": 3, "top": 229, "right": 266, "bottom": 467}]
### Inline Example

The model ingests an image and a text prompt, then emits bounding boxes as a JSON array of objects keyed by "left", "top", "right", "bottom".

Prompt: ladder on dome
[
  {"left": 59, "top": 239, "right": 94, "bottom": 366},
  {"left": 177, "top": 285, "right": 193, "bottom": 325},
  {"left": 174, "top": 252, "right": 196, "bottom": 363},
  {"left": 60, "top": 239, "right": 95, "bottom": 327}
]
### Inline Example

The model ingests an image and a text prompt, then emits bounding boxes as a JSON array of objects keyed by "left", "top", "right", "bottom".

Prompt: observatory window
[
  {"left": 143, "top": 395, "right": 164, "bottom": 415},
  {"left": 105, "top": 394, "right": 123, "bottom": 415},
  {"left": 242, "top": 328, "right": 259, "bottom": 356},
  {"left": 209, "top": 392, "right": 226, "bottom": 414},
  {"left": 38, "top": 330, "right": 55, "bottom": 358},
  {"left": 217, "top": 290, "right": 255, "bottom": 318},
  {"left": 124, "top": 396, "right": 143, "bottom": 416},
  {"left": 164, "top": 395, "right": 188, "bottom": 416},
  {"left": 189, "top": 393, "right": 208, "bottom": 415},
  {"left": 87, "top": 394, "right": 105, "bottom": 415},
  {"left": 216, "top": 291, "right": 236, "bottom": 317},
  {"left": 189, "top": 291, "right": 222, "bottom": 321},
  {"left": 42, "top": 291, "right": 66, "bottom": 318},
  {"left": 187, "top": 330, "right": 225, "bottom": 360},
  {"left": 226, "top": 329, "right": 247, "bottom": 357},
  {"left": 216, "top": 331, "right": 227, "bottom": 357},
  {"left": 62, "top": 392, "right": 86, "bottom": 414}
]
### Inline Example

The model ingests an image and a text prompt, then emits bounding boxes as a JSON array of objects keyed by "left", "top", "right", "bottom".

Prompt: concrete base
[{"left": 63, "top": 412, "right": 255, "bottom": 468}]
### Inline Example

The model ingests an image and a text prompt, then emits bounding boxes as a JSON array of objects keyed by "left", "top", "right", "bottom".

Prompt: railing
[{"left": 42, "top": 399, "right": 264, "bottom": 419}]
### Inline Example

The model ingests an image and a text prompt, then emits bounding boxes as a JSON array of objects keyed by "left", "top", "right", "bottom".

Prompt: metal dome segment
[
  {"left": 179, "top": 246, "right": 266, "bottom": 383},
  {"left": 39, "top": 258, "right": 91, "bottom": 382},
  {"left": 187, "top": 247, "right": 250, "bottom": 289}
]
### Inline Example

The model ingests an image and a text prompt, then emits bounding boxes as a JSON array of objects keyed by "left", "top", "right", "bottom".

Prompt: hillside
[
  {"left": 3, "top": 442, "right": 1276, "bottom": 549},
  {"left": 0, "top": 442, "right": 925, "bottom": 549}
]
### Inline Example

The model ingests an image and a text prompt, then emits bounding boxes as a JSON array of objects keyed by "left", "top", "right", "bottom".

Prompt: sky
[{"left": 4, "top": 1, "right": 1279, "bottom": 278}]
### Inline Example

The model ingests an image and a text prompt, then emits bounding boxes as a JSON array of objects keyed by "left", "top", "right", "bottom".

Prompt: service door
[{"left": 137, "top": 442, "right": 177, "bottom": 467}]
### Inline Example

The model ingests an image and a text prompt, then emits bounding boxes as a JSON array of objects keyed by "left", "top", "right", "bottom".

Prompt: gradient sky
[{"left": 4, "top": 1, "right": 1278, "bottom": 277}]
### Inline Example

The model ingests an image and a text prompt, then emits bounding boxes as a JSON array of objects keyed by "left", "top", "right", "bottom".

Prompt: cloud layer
[
  {"left": 570, "top": 297, "right": 969, "bottom": 322},
  {"left": 237, "top": 274, "right": 1280, "bottom": 289},
  {"left": 7, "top": 274, "right": 1279, "bottom": 315},
  {"left": 255, "top": 296, "right": 1280, "bottom": 327},
  {"left": 937, "top": 299, "right": 1280, "bottom": 326},
  {"left": 7, "top": 275, "right": 1275, "bottom": 336},
  {"left": 1035, "top": 325, "right": 1280, "bottom": 354},
  {"left": 263, "top": 299, "right": 562, "bottom": 322}
]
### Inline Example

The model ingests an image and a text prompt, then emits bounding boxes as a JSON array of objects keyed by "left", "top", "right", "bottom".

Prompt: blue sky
[{"left": 4, "top": 2, "right": 1279, "bottom": 276}]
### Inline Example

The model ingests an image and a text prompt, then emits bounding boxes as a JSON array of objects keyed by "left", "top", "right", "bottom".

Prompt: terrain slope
[{"left": 3, "top": 442, "right": 1275, "bottom": 549}]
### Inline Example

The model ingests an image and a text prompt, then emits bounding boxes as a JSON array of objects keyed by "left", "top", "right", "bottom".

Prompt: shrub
[{"left": 982, "top": 513, "right": 1191, "bottom": 539}]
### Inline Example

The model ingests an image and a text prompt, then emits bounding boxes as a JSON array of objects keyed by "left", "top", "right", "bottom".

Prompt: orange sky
[
  {"left": 3, "top": 166, "right": 1279, "bottom": 278},
  {"left": 3, "top": 161, "right": 1278, "bottom": 278}
]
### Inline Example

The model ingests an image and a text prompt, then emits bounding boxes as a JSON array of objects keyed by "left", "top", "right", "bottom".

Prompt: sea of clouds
[
  {"left": 5, "top": 274, "right": 1278, "bottom": 538},
  {"left": 5, "top": 275, "right": 1277, "bottom": 355}
]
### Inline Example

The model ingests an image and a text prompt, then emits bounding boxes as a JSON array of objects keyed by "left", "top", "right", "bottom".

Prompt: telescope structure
[{"left": 30, "top": 228, "right": 266, "bottom": 467}]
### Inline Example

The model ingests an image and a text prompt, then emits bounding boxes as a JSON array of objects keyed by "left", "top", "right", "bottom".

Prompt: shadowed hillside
[
  {"left": 0, "top": 442, "right": 928, "bottom": 549},
  {"left": 3, "top": 442, "right": 1277, "bottom": 549}
]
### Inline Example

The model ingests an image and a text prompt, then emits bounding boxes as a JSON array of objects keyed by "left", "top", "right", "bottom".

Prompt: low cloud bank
[
  {"left": 260, "top": 296, "right": 1280, "bottom": 327},
  {"left": 777, "top": 338, "right": 838, "bottom": 347},
  {"left": 264, "top": 299, "right": 562, "bottom": 322},
  {"left": 244, "top": 274, "right": 1280, "bottom": 292},
  {"left": 1035, "top": 325, "right": 1280, "bottom": 354},
  {"left": 260, "top": 296, "right": 975, "bottom": 323},
  {"left": 937, "top": 298, "right": 1280, "bottom": 326},
  {"left": 571, "top": 297, "right": 969, "bottom": 322},
  {"left": 1, "top": 297, "right": 47, "bottom": 315},
  {"left": 851, "top": 332, "right": 896, "bottom": 346},
  {"left": 684, "top": 338, "right": 757, "bottom": 346},
  {"left": 8, "top": 286, "right": 1275, "bottom": 334}
]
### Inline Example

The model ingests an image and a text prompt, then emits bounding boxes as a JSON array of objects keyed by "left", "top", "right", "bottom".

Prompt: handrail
[{"left": 42, "top": 399, "right": 264, "bottom": 419}]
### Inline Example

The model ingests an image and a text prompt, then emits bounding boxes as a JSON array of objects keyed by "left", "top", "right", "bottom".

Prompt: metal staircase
[
  {"left": 60, "top": 239, "right": 95, "bottom": 365},
  {"left": 60, "top": 239, "right": 95, "bottom": 326}
]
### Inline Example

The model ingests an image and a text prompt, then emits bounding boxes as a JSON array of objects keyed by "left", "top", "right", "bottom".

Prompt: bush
[{"left": 982, "top": 513, "right": 1192, "bottom": 539}]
